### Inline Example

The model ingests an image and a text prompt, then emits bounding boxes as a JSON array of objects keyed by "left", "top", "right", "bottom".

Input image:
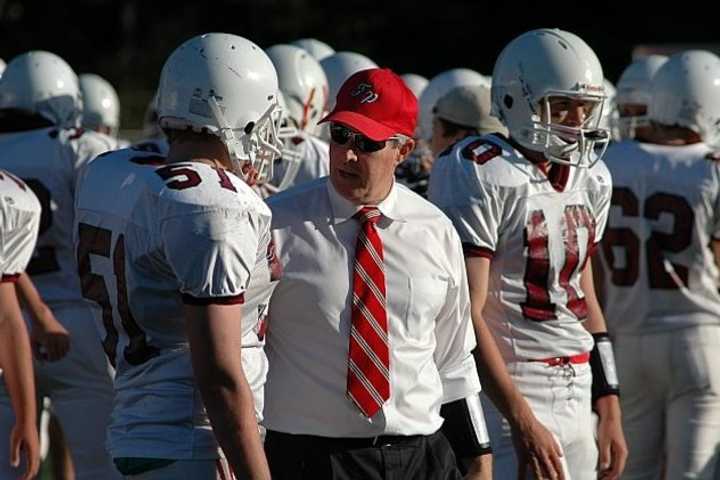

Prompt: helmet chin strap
[{"left": 206, "top": 96, "right": 249, "bottom": 175}]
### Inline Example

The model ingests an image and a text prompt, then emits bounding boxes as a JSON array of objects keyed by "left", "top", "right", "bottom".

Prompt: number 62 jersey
[
  {"left": 599, "top": 140, "right": 720, "bottom": 334},
  {"left": 73, "top": 148, "right": 275, "bottom": 460},
  {"left": 429, "top": 134, "right": 612, "bottom": 362}
]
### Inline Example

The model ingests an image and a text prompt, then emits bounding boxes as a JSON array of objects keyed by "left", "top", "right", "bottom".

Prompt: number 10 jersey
[{"left": 429, "top": 134, "right": 612, "bottom": 362}]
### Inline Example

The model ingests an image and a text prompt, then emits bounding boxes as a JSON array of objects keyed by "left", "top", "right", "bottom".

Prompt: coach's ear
[{"left": 395, "top": 137, "right": 415, "bottom": 165}]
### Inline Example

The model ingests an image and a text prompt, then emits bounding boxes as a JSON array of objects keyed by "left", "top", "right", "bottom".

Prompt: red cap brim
[{"left": 319, "top": 110, "right": 397, "bottom": 141}]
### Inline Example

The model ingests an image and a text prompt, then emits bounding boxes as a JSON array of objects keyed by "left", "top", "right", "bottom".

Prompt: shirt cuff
[
  {"left": 0, "top": 274, "right": 20, "bottom": 283},
  {"left": 181, "top": 293, "right": 245, "bottom": 305},
  {"left": 462, "top": 243, "right": 494, "bottom": 259},
  {"left": 440, "top": 355, "right": 482, "bottom": 404}
]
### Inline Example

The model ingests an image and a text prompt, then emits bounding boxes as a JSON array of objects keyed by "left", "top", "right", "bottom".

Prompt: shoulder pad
[{"left": 461, "top": 139, "right": 502, "bottom": 165}]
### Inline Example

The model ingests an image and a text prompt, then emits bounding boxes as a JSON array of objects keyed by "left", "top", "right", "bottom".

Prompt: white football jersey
[
  {"left": 0, "top": 127, "right": 111, "bottom": 307},
  {"left": 429, "top": 134, "right": 612, "bottom": 361},
  {"left": 271, "top": 132, "right": 329, "bottom": 190},
  {"left": 0, "top": 170, "right": 41, "bottom": 280},
  {"left": 74, "top": 147, "right": 274, "bottom": 459},
  {"left": 599, "top": 140, "right": 720, "bottom": 334}
]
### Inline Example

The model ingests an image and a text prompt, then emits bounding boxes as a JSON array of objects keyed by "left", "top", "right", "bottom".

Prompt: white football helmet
[
  {"left": 0, "top": 58, "right": 5, "bottom": 78},
  {"left": 157, "top": 33, "right": 283, "bottom": 178},
  {"left": 319, "top": 51, "right": 377, "bottom": 111},
  {"left": 616, "top": 54, "right": 668, "bottom": 139},
  {"left": 649, "top": 50, "right": 720, "bottom": 147},
  {"left": 79, "top": 73, "right": 120, "bottom": 136},
  {"left": 600, "top": 79, "right": 620, "bottom": 140},
  {"left": 417, "top": 68, "right": 488, "bottom": 140},
  {"left": 273, "top": 90, "right": 302, "bottom": 186},
  {"left": 0, "top": 50, "right": 82, "bottom": 128},
  {"left": 291, "top": 38, "right": 335, "bottom": 61},
  {"left": 401, "top": 74, "right": 429, "bottom": 100},
  {"left": 491, "top": 28, "right": 609, "bottom": 167},
  {"left": 265, "top": 44, "right": 329, "bottom": 135}
]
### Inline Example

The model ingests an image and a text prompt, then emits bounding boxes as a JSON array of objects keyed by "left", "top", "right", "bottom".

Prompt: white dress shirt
[{"left": 263, "top": 177, "right": 481, "bottom": 437}]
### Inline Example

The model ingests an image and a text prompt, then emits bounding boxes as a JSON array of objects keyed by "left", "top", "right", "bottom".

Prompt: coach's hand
[
  {"left": 595, "top": 395, "right": 627, "bottom": 480},
  {"left": 513, "top": 414, "right": 565, "bottom": 480}
]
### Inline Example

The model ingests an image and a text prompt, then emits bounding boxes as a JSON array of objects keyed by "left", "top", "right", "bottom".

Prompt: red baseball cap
[{"left": 319, "top": 68, "right": 418, "bottom": 141}]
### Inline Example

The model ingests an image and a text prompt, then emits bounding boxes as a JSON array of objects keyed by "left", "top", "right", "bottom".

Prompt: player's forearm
[
  {"left": 0, "top": 311, "right": 37, "bottom": 429},
  {"left": 15, "top": 273, "right": 54, "bottom": 330},
  {"left": 198, "top": 372, "right": 270, "bottom": 480},
  {"left": 580, "top": 262, "right": 610, "bottom": 334},
  {"left": 594, "top": 394, "right": 622, "bottom": 422}
]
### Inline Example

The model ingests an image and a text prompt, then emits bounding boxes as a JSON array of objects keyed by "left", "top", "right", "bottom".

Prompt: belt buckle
[
  {"left": 548, "top": 356, "right": 567, "bottom": 367},
  {"left": 371, "top": 435, "right": 392, "bottom": 447}
]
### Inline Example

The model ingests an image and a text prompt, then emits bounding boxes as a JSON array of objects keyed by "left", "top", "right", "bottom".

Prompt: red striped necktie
[{"left": 347, "top": 206, "right": 390, "bottom": 418}]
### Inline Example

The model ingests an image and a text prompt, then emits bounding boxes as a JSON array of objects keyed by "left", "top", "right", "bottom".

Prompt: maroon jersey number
[
  {"left": 77, "top": 223, "right": 159, "bottom": 367},
  {"left": 522, "top": 205, "right": 595, "bottom": 321},
  {"left": 601, "top": 188, "right": 693, "bottom": 289}
]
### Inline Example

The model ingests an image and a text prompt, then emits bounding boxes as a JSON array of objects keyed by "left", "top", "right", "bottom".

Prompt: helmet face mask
[
  {"left": 157, "top": 33, "right": 283, "bottom": 182},
  {"left": 0, "top": 50, "right": 82, "bottom": 129},
  {"left": 491, "top": 28, "right": 610, "bottom": 167}
]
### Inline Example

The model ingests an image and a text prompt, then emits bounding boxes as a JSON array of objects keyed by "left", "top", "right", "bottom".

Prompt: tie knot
[{"left": 356, "top": 206, "right": 382, "bottom": 224}]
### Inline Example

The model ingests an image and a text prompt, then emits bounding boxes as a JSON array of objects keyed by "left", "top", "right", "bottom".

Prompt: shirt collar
[{"left": 326, "top": 179, "right": 407, "bottom": 225}]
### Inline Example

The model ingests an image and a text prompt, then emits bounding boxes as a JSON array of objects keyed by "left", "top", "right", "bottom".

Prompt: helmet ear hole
[
  {"left": 244, "top": 121, "right": 255, "bottom": 134},
  {"left": 504, "top": 95, "right": 514, "bottom": 109}
]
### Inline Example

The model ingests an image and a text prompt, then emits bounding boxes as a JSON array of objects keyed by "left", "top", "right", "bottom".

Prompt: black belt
[{"left": 268, "top": 430, "right": 426, "bottom": 449}]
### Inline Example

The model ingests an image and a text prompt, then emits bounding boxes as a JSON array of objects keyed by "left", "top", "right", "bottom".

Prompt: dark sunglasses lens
[
  {"left": 330, "top": 125, "right": 350, "bottom": 145},
  {"left": 330, "top": 124, "right": 386, "bottom": 153},
  {"left": 357, "top": 137, "right": 385, "bottom": 153}
]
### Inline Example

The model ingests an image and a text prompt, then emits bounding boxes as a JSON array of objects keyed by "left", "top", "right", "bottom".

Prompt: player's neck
[
  {"left": 508, "top": 136, "right": 551, "bottom": 169},
  {"left": 166, "top": 140, "right": 231, "bottom": 169}
]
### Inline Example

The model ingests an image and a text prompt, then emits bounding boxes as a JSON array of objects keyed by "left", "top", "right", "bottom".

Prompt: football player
[
  {"left": 0, "top": 50, "right": 119, "bottom": 480},
  {"left": 615, "top": 55, "right": 668, "bottom": 142},
  {"left": 429, "top": 28, "right": 627, "bottom": 479},
  {"left": 74, "top": 33, "right": 281, "bottom": 479},
  {"left": 598, "top": 50, "right": 720, "bottom": 479},
  {"left": 265, "top": 43, "right": 330, "bottom": 191},
  {"left": 0, "top": 170, "right": 41, "bottom": 480}
]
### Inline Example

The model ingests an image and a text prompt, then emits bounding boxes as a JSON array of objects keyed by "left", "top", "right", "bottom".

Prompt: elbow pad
[{"left": 590, "top": 332, "right": 620, "bottom": 402}]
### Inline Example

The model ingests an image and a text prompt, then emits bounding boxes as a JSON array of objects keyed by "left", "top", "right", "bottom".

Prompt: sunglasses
[{"left": 330, "top": 124, "right": 399, "bottom": 153}]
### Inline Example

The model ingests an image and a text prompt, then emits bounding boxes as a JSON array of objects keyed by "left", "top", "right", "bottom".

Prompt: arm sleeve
[
  {"left": 0, "top": 198, "right": 40, "bottom": 281},
  {"left": 437, "top": 179, "right": 503, "bottom": 259},
  {"left": 433, "top": 227, "right": 482, "bottom": 403},
  {"left": 161, "top": 208, "right": 260, "bottom": 304}
]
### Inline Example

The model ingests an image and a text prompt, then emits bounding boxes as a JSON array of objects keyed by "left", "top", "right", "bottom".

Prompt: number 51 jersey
[
  {"left": 74, "top": 148, "right": 273, "bottom": 460},
  {"left": 429, "top": 134, "right": 612, "bottom": 362}
]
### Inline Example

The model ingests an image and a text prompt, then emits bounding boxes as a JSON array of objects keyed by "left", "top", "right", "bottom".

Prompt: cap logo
[{"left": 350, "top": 83, "right": 379, "bottom": 104}]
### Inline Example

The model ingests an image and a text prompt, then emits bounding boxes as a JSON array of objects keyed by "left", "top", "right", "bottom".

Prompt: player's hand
[
  {"left": 595, "top": 396, "right": 627, "bottom": 480},
  {"left": 9, "top": 421, "right": 40, "bottom": 480},
  {"left": 31, "top": 315, "right": 70, "bottom": 362},
  {"left": 513, "top": 416, "right": 565, "bottom": 480}
]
